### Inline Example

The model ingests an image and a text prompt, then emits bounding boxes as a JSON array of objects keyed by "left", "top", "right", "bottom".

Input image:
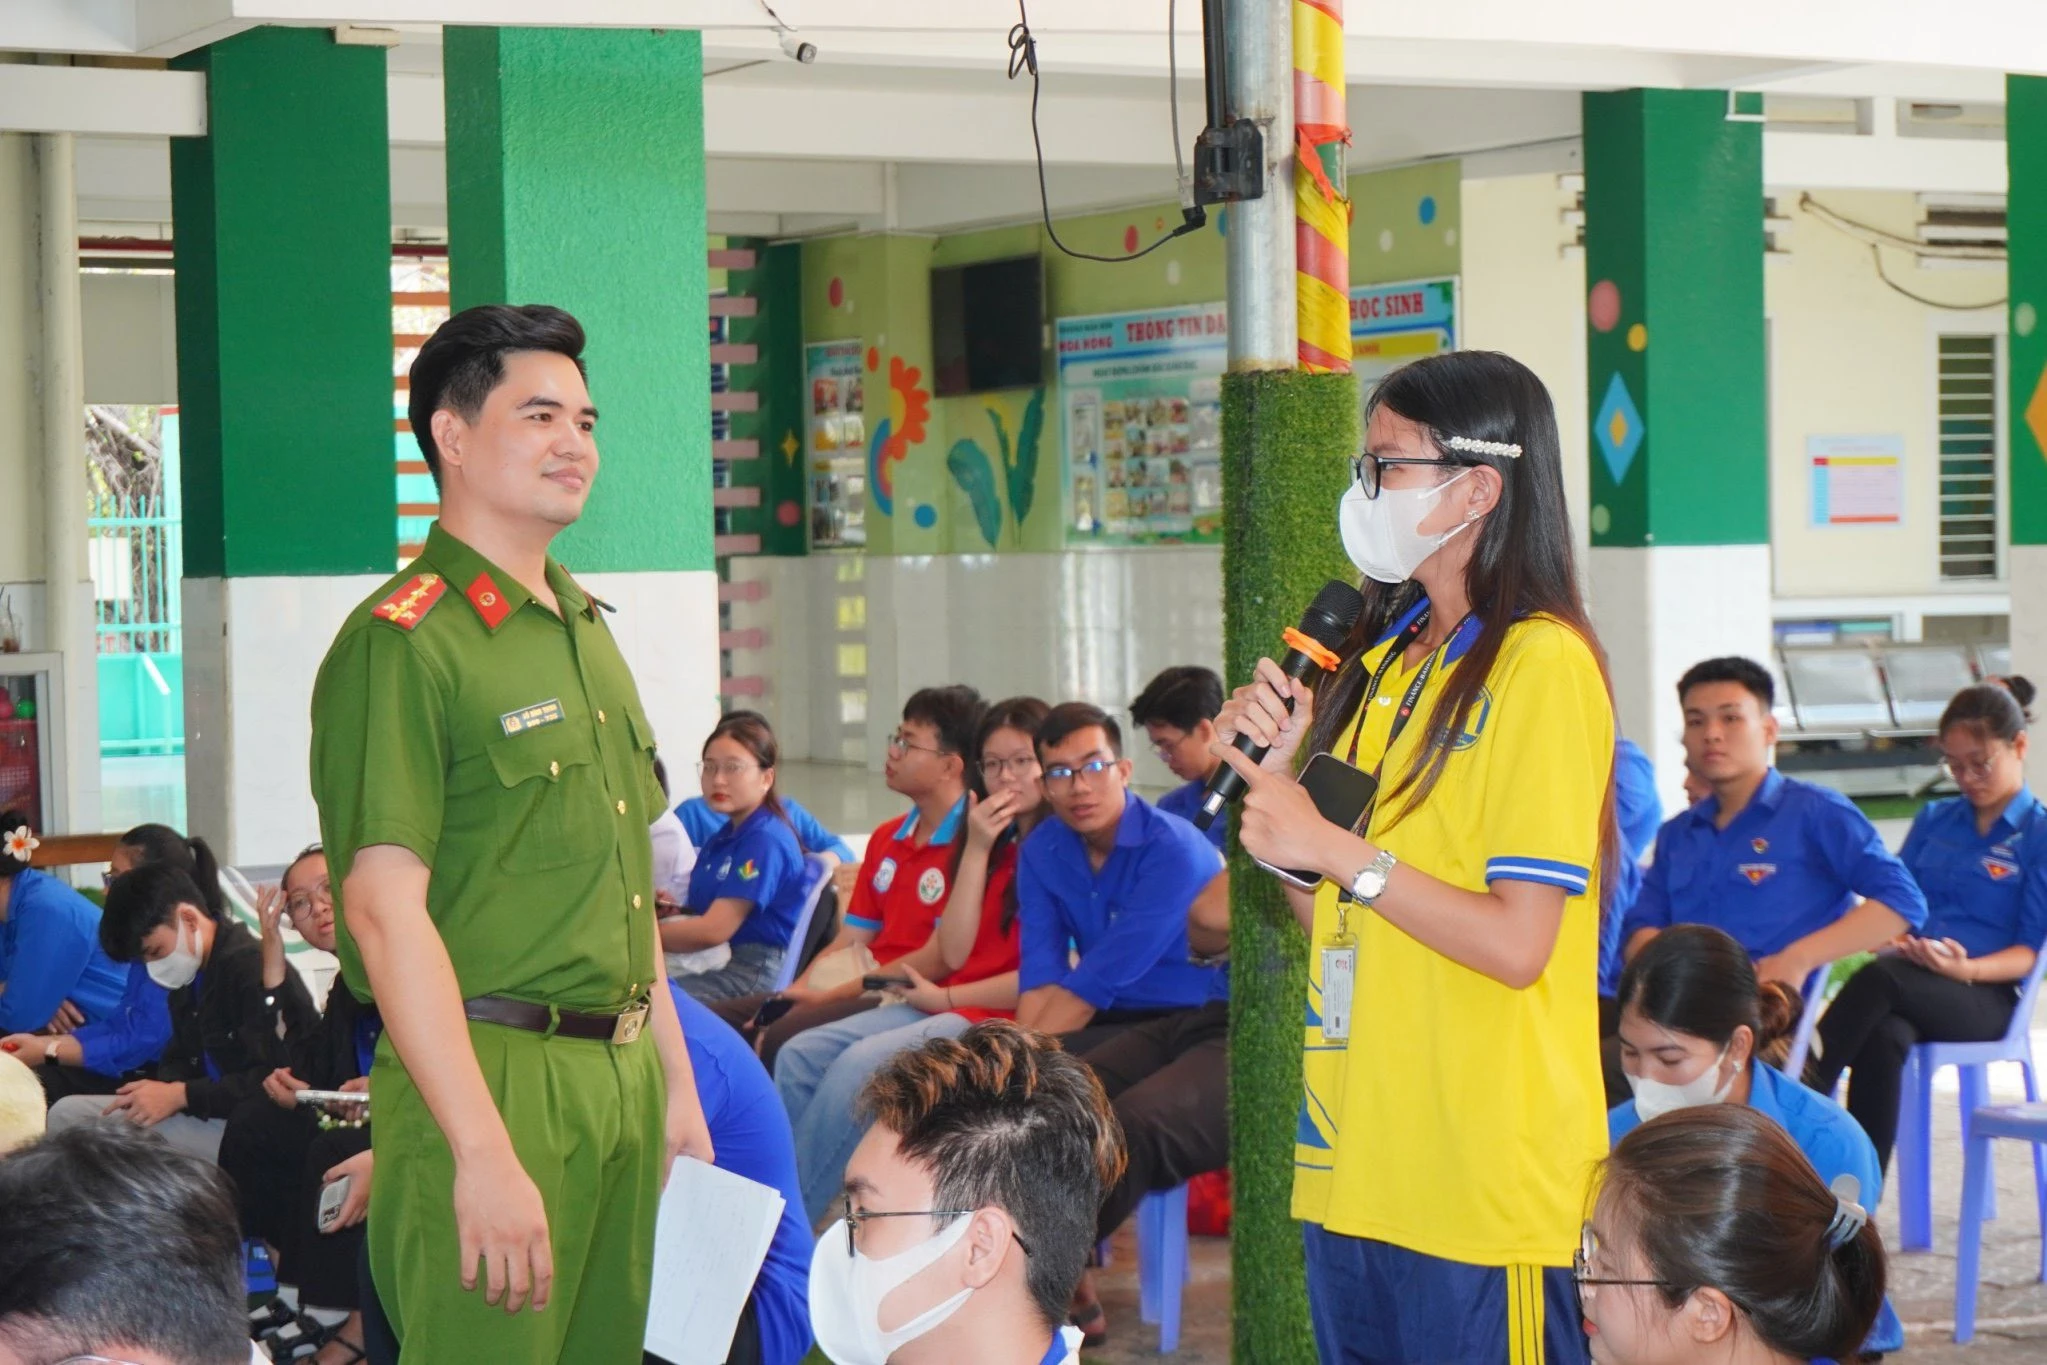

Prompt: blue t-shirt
[
  {"left": 685, "top": 806, "right": 810, "bottom": 951},
  {"left": 669, "top": 984, "right": 814, "bottom": 1365},
  {"left": 1157, "top": 778, "right": 1226, "bottom": 852},
  {"left": 0, "top": 868, "right": 130, "bottom": 1033},
  {"left": 1018, "top": 792, "right": 1227, "bottom": 1013},
  {"left": 1620, "top": 769, "right": 1928, "bottom": 959},
  {"left": 1900, "top": 788, "right": 2047, "bottom": 960},
  {"left": 1599, "top": 740, "right": 1664, "bottom": 996},
  {"left": 71, "top": 960, "right": 173, "bottom": 1077},
  {"left": 677, "top": 795, "right": 856, "bottom": 865},
  {"left": 1610, "top": 1063, "right": 1903, "bottom": 1354}
]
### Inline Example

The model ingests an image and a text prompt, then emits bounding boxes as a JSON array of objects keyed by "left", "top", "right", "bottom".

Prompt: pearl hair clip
[{"left": 1443, "top": 435, "right": 1522, "bottom": 459}]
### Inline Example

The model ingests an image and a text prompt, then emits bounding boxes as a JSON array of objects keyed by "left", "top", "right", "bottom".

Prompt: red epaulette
[{"left": 371, "top": 573, "right": 448, "bottom": 631}]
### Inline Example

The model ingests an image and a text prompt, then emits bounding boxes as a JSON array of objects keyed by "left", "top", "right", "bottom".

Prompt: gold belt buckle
[{"left": 610, "top": 1004, "right": 649, "bottom": 1045}]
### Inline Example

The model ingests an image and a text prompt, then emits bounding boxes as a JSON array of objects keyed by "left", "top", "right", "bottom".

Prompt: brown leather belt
[{"left": 463, "top": 994, "right": 649, "bottom": 1045}]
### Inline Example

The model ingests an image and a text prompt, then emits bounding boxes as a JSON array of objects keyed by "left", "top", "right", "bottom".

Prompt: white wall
[{"left": 82, "top": 269, "right": 177, "bottom": 404}]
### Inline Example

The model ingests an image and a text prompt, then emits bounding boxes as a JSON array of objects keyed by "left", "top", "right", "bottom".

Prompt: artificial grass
[{"left": 1221, "top": 367, "right": 1358, "bottom": 1363}]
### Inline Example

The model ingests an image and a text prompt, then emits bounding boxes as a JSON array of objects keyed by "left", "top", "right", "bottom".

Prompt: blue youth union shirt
[
  {"left": 1157, "top": 778, "right": 1226, "bottom": 852},
  {"left": 685, "top": 805, "right": 808, "bottom": 951},
  {"left": 676, "top": 795, "right": 856, "bottom": 865},
  {"left": 668, "top": 984, "right": 814, "bottom": 1365},
  {"left": 1017, "top": 791, "right": 1226, "bottom": 1013},
  {"left": 1901, "top": 787, "right": 2047, "bottom": 960},
  {"left": 0, "top": 867, "right": 130, "bottom": 1034},
  {"left": 1600, "top": 740, "right": 1665, "bottom": 995},
  {"left": 1620, "top": 769, "right": 1927, "bottom": 959}
]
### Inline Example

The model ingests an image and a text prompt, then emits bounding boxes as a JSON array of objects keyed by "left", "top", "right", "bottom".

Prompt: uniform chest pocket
[{"left": 488, "top": 728, "right": 614, "bottom": 874}]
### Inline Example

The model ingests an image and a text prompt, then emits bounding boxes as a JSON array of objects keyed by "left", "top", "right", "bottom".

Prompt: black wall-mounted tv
[{"left": 931, "top": 254, "right": 1045, "bottom": 397}]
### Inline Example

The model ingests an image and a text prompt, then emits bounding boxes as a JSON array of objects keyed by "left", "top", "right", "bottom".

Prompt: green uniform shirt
[{"left": 309, "top": 522, "right": 667, "bottom": 1013}]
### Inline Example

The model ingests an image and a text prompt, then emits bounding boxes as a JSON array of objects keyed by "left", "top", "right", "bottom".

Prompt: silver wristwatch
[{"left": 1349, "top": 849, "right": 1398, "bottom": 905}]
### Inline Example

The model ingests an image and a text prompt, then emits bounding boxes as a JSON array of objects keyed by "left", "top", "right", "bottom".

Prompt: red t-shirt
[
  {"left": 946, "top": 846, "right": 1023, "bottom": 1024},
  {"left": 846, "top": 800, "right": 966, "bottom": 965}
]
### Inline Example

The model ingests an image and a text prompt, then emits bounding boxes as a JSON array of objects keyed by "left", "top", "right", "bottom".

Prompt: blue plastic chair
[
  {"left": 1783, "top": 962, "right": 1835, "bottom": 1080},
  {"left": 1951, "top": 1100, "right": 2047, "bottom": 1341},
  {"left": 1896, "top": 937, "right": 2047, "bottom": 1251},
  {"left": 1135, "top": 1183, "right": 1191, "bottom": 1353},
  {"left": 766, "top": 855, "right": 836, "bottom": 994}
]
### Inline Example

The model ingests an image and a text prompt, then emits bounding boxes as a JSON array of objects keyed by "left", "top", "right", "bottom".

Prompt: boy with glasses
[{"left": 1130, "top": 666, "right": 1229, "bottom": 852}]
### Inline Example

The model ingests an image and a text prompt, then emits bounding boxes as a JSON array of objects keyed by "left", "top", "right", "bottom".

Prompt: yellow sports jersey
[{"left": 1292, "top": 606, "right": 1612, "bottom": 1268}]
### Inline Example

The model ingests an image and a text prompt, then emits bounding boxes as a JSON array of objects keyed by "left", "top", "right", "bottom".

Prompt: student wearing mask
[
  {"left": 1582, "top": 1105, "right": 1886, "bottom": 1365},
  {"left": 46, "top": 861, "right": 316, "bottom": 1163},
  {"left": 0, "top": 813, "right": 128, "bottom": 1040},
  {"left": 778, "top": 697, "right": 1048, "bottom": 1223},
  {"left": 1620, "top": 657, "right": 1927, "bottom": 987},
  {"left": 1216, "top": 351, "right": 1611, "bottom": 1361},
  {"left": 665, "top": 713, "right": 812, "bottom": 1000},
  {"left": 812, "top": 1020, "right": 1123, "bottom": 1365},
  {"left": 1610, "top": 924, "right": 1901, "bottom": 1355},
  {"left": 1810, "top": 678, "right": 2047, "bottom": 1169},
  {"left": 1131, "top": 666, "right": 1229, "bottom": 852}
]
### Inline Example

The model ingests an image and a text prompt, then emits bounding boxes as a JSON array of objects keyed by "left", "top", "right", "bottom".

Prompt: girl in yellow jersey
[{"left": 1216, "top": 351, "right": 1615, "bottom": 1364}]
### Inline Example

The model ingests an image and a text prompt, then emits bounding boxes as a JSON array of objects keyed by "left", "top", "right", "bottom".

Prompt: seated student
[
  {"left": 1611, "top": 924, "right": 1902, "bottom": 1355},
  {"left": 47, "top": 860, "right": 317, "bottom": 1164},
  {"left": 813, "top": 1020, "right": 1124, "bottom": 1365},
  {"left": 0, "top": 1121, "right": 256, "bottom": 1365},
  {"left": 676, "top": 712, "right": 856, "bottom": 868},
  {"left": 0, "top": 812, "right": 128, "bottom": 1039},
  {"left": 5, "top": 824, "right": 204, "bottom": 1103},
  {"left": 648, "top": 984, "right": 816, "bottom": 1365},
  {"left": 1598, "top": 739, "right": 1665, "bottom": 1005},
  {"left": 1620, "top": 657, "right": 1927, "bottom": 987},
  {"left": 219, "top": 845, "right": 378, "bottom": 1365},
  {"left": 1585, "top": 1105, "right": 1886, "bottom": 1365},
  {"left": 713, "top": 686, "right": 983, "bottom": 1067},
  {"left": 1811, "top": 677, "right": 2047, "bottom": 1170},
  {"left": 1131, "top": 665, "right": 1228, "bottom": 851},
  {"left": 665, "top": 713, "right": 813, "bottom": 1000},
  {"left": 777, "top": 697, "right": 1049, "bottom": 1222}
]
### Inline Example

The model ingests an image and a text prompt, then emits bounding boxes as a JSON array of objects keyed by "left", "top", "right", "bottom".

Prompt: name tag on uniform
[
  {"left": 500, "top": 699, "right": 565, "bottom": 736},
  {"left": 1320, "top": 942, "right": 1357, "bottom": 1044}
]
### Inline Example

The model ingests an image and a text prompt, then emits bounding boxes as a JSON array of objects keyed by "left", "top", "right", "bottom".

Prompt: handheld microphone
[{"left": 1194, "top": 579, "right": 1365, "bottom": 830}]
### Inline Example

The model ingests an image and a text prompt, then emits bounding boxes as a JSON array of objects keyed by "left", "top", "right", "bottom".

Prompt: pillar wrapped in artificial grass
[{"left": 1222, "top": 366, "right": 1356, "bottom": 1362}]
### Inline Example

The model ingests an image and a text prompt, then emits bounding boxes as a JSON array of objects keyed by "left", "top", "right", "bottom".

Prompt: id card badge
[{"left": 1320, "top": 936, "right": 1357, "bottom": 1044}]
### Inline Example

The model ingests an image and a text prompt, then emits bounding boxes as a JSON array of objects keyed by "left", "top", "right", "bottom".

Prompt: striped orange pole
[{"left": 1294, "top": 0, "right": 1350, "bottom": 373}]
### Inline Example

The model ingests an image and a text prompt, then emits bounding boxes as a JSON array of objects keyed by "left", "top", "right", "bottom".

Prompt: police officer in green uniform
[{"left": 309, "top": 304, "right": 713, "bottom": 1364}]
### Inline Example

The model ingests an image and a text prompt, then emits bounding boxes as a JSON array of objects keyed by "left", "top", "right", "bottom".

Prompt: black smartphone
[
  {"left": 749, "top": 996, "right": 798, "bottom": 1030},
  {"left": 861, "top": 975, "right": 911, "bottom": 991},
  {"left": 1252, "top": 752, "right": 1379, "bottom": 890}
]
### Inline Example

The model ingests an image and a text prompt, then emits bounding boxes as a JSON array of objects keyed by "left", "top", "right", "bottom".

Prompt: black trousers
[
  {"left": 1810, "top": 955, "right": 2019, "bottom": 1169},
  {"left": 33, "top": 1060, "right": 127, "bottom": 1104},
  {"left": 1062, "top": 1001, "right": 1230, "bottom": 1242},
  {"left": 218, "top": 1097, "right": 373, "bottom": 1310}
]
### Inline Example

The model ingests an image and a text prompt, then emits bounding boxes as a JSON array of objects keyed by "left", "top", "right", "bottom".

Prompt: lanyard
[{"left": 1344, "top": 609, "right": 1464, "bottom": 774}]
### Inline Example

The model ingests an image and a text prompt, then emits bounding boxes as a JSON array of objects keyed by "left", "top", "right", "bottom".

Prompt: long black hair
[
  {"left": 1617, "top": 924, "right": 1804, "bottom": 1061},
  {"left": 115, "top": 823, "right": 225, "bottom": 921},
  {"left": 1306, "top": 350, "right": 1617, "bottom": 878}
]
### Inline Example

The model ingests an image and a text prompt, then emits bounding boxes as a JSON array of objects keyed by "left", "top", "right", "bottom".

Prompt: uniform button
[
  {"left": 616, "top": 800, "right": 628, "bottom": 815},
  {"left": 632, "top": 895, "right": 643, "bottom": 910},
  {"left": 549, "top": 760, "right": 560, "bottom": 778},
  {"left": 598, "top": 709, "right": 608, "bottom": 723}
]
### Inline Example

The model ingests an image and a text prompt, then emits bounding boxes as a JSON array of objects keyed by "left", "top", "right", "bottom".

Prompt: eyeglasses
[
  {"left": 1939, "top": 750, "right": 2004, "bottom": 783},
  {"left": 1350, "top": 452, "right": 1471, "bottom": 500},
  {"left": 1573, "top": 1223, "right": 1675, "bottom": 1300},
  {"left": 698, "top": 760, "right": 764, "bottom": 780},
  {"left": 1043, "top": 756, "right": 1118, "bottom": 791},
  {"left": 285, "top": 877, "right": 332, "bottom": 918},
  {"left": 982, "top": 755, "right": 1042, "bottom": 779},
  {"left": 888, "top": 731, "right": 946, "bottom": 758},
  {"left": 842, "top": 1195, "right": 1032, "bottom": 1258}
]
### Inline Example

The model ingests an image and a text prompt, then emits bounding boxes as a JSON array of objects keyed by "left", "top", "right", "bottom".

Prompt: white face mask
[
  {"left": 1338, "top": 467, "right": 1477, "bottom": 584},
  {"left": 147, "top": 917, "right": 203, "bottom": 990},
  {"left": 1625, "top": 1042, "right": 1736, "bottom": 1123},
  {"left": 810, "top": 1214, "right": 976, "bottom": 1365}
]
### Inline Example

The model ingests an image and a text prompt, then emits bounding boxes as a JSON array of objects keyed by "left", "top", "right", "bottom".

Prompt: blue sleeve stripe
[
  {"left": 845, "top": 914, "right": 884, "bottom": 931},
  {"left": 1486, "top": 856, "right": 1590, "bottom": 893}
]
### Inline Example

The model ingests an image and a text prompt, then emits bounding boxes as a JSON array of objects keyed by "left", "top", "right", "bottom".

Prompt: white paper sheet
[{"left": 643, "top": 1156, "right": 787, "bottom": 1364}]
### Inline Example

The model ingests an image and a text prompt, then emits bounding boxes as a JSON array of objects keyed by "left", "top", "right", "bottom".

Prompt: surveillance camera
[{"left": 778, "top": 29, "right": 817, "bottom": 63}]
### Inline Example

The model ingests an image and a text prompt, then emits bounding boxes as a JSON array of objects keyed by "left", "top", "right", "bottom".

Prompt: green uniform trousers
[{"left": 368, "top": 1019, "right": 666, "bottom": 1364}]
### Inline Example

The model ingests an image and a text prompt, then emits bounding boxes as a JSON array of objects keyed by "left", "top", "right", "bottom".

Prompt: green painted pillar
[
  {"left": 443, "top": 25, "right": 719, "bottom": 766},
  {"left": 170, "top": 26, "right": 394, "bottom": 860},
  {"left": 727, "top": 239, "right": 808, "bottom": 558},
  {"left": 2010, "top": 77, "right": 2047, "bottom": 786},
  {"left": 1581, "top": 89, "right": 1772, "bottom": 803}
]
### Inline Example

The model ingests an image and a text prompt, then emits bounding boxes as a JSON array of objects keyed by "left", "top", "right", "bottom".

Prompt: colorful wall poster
[
  {"left": 805, "top": 339, "right": 868, "bottom": 549},
  {"left": 1058, "top": 302, "right": 1228, "bottom": 546},
  {"left": 1807, "top": 433, "right": 1905, "bottom": 527},
  {"left": 1352, "top": 278, "right": 1460, "bottom": 424}
]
